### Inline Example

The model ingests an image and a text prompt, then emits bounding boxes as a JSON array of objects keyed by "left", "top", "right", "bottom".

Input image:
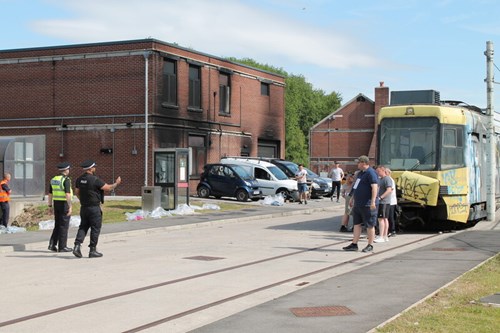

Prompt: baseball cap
[{"left": 355, "top": 155, "right": 370, "bottom": 164}]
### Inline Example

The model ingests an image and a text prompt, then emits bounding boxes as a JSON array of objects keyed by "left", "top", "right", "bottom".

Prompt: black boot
[
  {"left": 73, "top": 244, "right": 82, "bottom": 258},
  {"left": 48, "top": 242, "right": 57, "bottom": 252},
  {"left": 89, "top": 247, "right": 103, "bottom": 258}
]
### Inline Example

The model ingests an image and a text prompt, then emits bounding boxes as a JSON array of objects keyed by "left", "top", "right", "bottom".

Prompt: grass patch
[
  {"left": 15, "top": 199, "right": 251, "bottom": 230},
  {"left": 377, "top": 254, "right": 500, "bottom": 333}
]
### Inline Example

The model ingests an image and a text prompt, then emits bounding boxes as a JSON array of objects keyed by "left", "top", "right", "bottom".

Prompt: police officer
[
  {"left": 47, "top": 162, "right": 73, "bottom": 252},
  {"left": 72, "top": 160, "right": 121, "bottom": 258}
]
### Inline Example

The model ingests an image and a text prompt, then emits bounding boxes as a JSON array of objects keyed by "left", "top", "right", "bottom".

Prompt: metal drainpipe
[
  {"left": 143, "top": 51, "right": 151, "bottom": 186},
  {"left": 110, "top": 125, "right": 116, "bottom": 196}
]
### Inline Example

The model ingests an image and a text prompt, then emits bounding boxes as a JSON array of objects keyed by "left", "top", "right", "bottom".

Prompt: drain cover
[
  {"left": 183, "top": 255, "right": 225, "bottom": 261},
  {"left": 290, "top": 305, "right": 355, "bottom": 317}
]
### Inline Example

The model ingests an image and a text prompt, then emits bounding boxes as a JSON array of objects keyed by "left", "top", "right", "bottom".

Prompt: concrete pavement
[
  {"left": 190, "top": 226, "right": 500, "bottom": 333},
  {"left": 0, "top": 196, "right": 341, "bottom": 253},
  {"left": 1, "top": 196, "right": 499, "bottom": 332}
]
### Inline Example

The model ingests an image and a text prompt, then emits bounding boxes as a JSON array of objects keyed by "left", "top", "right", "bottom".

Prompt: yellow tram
[{"left": 377, "top": 91, "right": 500, "bottom": 229}]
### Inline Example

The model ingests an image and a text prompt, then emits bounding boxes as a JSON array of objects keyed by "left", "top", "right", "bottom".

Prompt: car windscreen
[
  {"left": 232, "top": 165, "right": 254, "bottom": 180},
  {"left": 282, "top": 162, "right": 299, "bottom": 174},
  {"left": 268, "top": 166, "right": 289, "bottom": 180},
  {"left": 305, "top": 168, "right": 319, "bottom": 177}
]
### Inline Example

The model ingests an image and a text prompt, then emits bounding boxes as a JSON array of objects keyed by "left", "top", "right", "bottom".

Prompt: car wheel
[
  {"left": 276, "top": 189, "right": 290, "bottom": 199},
  {"left": 236, "top": 189, "right": 249, "bottom": 202},
  {"left": 197, "top": 185, "right": 210, "bottom": 198}
]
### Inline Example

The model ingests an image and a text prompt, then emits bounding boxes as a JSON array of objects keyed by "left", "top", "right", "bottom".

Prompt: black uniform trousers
[
  {"left": 75, "top": 205, "right": 102, "bottom": 248},
  {"left": 0, "top": 201, "right": 9, "bottom": 227},
  {"left": 49, "top": 201, "right": 71, "bottom": 248},
  {"left": 332, "top": 181, "right": 342, "bottom": 200}
]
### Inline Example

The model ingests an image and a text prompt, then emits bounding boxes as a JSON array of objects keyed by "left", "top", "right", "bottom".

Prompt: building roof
[
  {"left": 310, "top": 93, "right": 373, "bottom": 130},
  {"left": 0, "top": 38, "right": 285, "bottom": 81}
]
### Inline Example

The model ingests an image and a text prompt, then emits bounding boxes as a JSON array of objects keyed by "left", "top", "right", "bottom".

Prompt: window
[
  {"left": 14, "top": 141, "right": 34, "bottom": 179},
  {"left": 379, "top": 117, "right": 438, "bottom": 170},
  {"left": 441, "top": 125, "right": 465, "bottom": 169},
  {"left": 189, "top": 65, "right": 201, "bottom": 108},
  {"left": 255, "top": 167, "right": 270, "bottom": 180},
  {"left": 188, "top": 135, "right": 206, "bottom": 177},
  {"left": 219, "top": 73, "right": 230, "bottom": 114},
  {"left": 261, "top": 82, "right": 270, "bottom": 96},
  {"left": 162, "top": 59, "right": 177, "bottom": 105}
]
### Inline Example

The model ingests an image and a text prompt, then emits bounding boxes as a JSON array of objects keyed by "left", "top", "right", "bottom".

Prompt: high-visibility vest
[
  {"left": 50, "top": 175, "right": 73, "bottom": 201},
  {"left": 0, "top": 179, "right": 10, "bottom": 202}
]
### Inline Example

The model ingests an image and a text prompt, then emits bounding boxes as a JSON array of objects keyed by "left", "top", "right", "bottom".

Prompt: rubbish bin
[{"left": 141, "top": 186, "right": 162, "bottom": 212}]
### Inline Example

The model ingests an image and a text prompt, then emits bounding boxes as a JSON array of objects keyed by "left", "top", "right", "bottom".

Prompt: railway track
[{"left": 0, "top": 211, "right": 456, "bottom": 332}]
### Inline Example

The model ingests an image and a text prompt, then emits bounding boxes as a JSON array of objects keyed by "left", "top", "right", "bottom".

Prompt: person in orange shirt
[{"left": 0, "top": 172, "right": 12, "bottom": 228}]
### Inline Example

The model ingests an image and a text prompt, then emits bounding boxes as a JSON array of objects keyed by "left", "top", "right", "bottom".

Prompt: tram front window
[{"left": 379, "top": 117, "right": 438, "bottom": 171}]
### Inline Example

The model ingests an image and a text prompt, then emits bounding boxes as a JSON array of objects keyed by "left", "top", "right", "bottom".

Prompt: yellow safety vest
[{"left": 50, "top": 175, "right": 73, "bottom": 201}]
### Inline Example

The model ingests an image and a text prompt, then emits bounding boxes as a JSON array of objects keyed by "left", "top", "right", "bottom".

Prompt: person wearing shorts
[
  {"left": 375, "top": 165, "right": 393, "bottom": 243},
  {"left": 295, "top": 164, "right": 308, "bottom": 204},
  {"left": 339, "top": 174, "right": 354, "bottom": 232},
  {"left": 343, "top": 156, "right": 379, "bottom": 253}
]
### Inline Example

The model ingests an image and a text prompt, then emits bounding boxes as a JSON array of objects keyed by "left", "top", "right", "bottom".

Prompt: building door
[{"left": 258, "top": 140, "right": 279, "bottom": 158}]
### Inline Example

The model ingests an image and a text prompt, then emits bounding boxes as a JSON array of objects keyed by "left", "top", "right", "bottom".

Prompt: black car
[
  {"left": 197, "top": 163, "right": 262, "bottom": 202},
  {"left": 304, "top": 167, "right": 332, "bottom": 198}
]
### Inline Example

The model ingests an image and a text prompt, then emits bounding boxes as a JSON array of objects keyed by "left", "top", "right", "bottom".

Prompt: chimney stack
[{"left": 368, "top": 82, "right": 390, "bottom": 161}]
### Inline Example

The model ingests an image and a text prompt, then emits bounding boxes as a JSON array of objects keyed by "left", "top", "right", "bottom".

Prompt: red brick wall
[
  {"left": 0, "top": 39, "right": 285, "bottom": 196},
  {"left": 310, "top": 85, "right": 390, "bottom": 175},
  {"left": 309, "top": 95, "right": 376, "bottom": 174}
]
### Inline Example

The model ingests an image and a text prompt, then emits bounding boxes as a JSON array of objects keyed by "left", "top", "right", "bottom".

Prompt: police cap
[
  {"left": 80, "top": 159, "right": 97, "bottom": 169},
  {"left": 57, "top": 162, "right": 71, "bottom": 171}
]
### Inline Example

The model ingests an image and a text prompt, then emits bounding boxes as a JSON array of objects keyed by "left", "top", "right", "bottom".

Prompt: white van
[{"left": 220, "top": 157, "right": 298, "bottom": 199}]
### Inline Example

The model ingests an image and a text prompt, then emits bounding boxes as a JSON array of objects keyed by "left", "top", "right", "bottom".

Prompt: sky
[{"left": 2, "top": 0, "right": 500, "bottom": 109}]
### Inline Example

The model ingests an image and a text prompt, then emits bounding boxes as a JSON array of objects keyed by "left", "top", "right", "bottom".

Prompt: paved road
[{"left": 0, "top": 197, "right": 498, "bottom": 333}]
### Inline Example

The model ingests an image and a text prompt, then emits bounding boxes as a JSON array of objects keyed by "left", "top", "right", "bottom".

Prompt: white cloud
[{"left": 32, "top": 0, "right": 382, "bottom": 69}]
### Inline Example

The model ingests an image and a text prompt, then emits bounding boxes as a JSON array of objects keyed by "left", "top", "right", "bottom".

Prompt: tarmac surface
[
  {"left": 1, "top": 196, "right": 499, "bottom": 333},
  {"left": 0, "top": 196, "right": 338, "bottom": 252}
]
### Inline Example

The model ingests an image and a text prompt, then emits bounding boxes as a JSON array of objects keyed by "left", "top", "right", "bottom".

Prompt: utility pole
[{"left": 485, "top": 41, "right": 495, "bottom": 221}]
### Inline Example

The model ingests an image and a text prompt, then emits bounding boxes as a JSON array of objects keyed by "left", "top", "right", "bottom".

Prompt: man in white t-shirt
[
  {"left": 386, "top": 168, "right": 398, "bottom": 237},
  {"left": 295, "top": 164, "right": 308, "bottom": 204},
  {"left": 328, "top": 162, "right": 344, "bottom": 203}
]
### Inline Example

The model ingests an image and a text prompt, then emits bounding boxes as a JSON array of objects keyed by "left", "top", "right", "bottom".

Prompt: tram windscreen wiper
[{"left": 410, "top": 151, "right": 435, "bottom": 170}]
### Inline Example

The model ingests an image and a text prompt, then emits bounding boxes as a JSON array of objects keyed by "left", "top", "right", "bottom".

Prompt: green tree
[{"left": 226, "top": 58, "right": 341, "bottom": 166}]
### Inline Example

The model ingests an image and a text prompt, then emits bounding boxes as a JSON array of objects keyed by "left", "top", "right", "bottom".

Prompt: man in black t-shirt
[{"left": 72, "top": 160, "right": 121, "bottom": 258}]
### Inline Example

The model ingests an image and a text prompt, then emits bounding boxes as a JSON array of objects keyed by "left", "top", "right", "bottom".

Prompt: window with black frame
[
  {"left": 219, "top": 73, "right": 230, "bottom": 115},
  {"left": 261, "top": 82, "right": 269, "bottom": 96},
  {"left": 189, "top": 65, "right": 201, "bottom": 109},
  {"left": 162, "top": 59, "right": 177, "bottom": 106}
]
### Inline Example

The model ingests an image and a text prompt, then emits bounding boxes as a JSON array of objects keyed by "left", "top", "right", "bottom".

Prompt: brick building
[
  {"left": 0, "top": 39, "right": 285, "bottom": 196},
  {"left": 309, "top": 83, "right": 389, "bottom": 174}
]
